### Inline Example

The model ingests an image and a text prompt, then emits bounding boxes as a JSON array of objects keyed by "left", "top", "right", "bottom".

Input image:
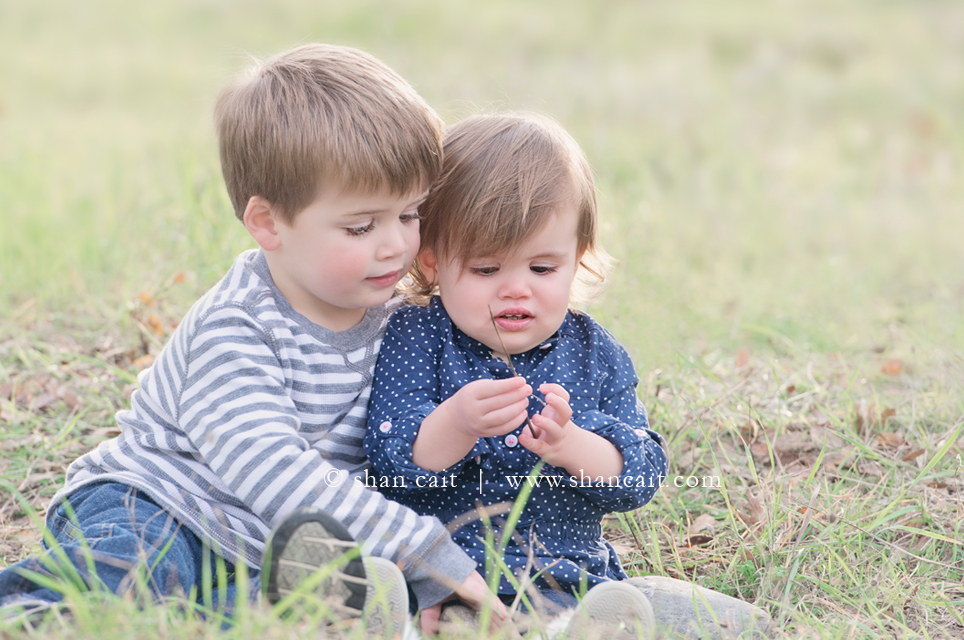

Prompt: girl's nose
[{"left": 498, "top": 274, "right": 532, "bottom": 299}]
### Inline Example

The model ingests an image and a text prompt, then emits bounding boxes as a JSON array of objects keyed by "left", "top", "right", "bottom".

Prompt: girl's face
[{"left": 421, "top": 204, "right": 582, "bottom": 357}]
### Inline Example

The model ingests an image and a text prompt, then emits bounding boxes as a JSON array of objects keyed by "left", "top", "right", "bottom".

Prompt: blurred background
[
  {"left": 1, "top": 0, "right": 962, "bottom": 371},
  {"left": 3, "top": 4, "right": 964, "bottom": 635}
]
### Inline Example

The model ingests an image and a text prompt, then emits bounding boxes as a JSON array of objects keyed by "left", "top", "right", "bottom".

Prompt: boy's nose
[{"left": 376, "top": 222, "right": 408, "bottom": 260}]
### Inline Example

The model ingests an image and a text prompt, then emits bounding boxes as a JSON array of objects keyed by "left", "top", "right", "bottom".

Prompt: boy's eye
[
  {"left": 346, "top": 221, "right": 375, "bottom": 236},
  {"left": 470, "top": 266, "right": 499, "bottom": 276},
  {"left": 531, "top": 265, "right": 557, "bottom": 274}
]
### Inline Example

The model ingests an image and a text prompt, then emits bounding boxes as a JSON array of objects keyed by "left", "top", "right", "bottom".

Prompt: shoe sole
[
  {"left": 262, "top": 508, "right": 367, "bottom": 615},
  {"left": 361, "top": 556, "right": 410, "bottom": 638}
]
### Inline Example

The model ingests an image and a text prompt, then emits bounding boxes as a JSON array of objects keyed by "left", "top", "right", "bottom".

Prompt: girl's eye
[
  {"left": 400, "top": 211, "right": 421, "bottom": 224},
  {"left": 346, "top": 221, "right": 375, "bottom": 236},
  {"left": 470, "top": 266, "right": 499, "bottom": 276},
  {"left": 531, "top": 265, "right": 558, "bottom": 274}
]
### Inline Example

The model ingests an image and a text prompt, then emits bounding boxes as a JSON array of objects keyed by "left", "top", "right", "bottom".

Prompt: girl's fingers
[
  {"left": 543, "top": 392, "right": 572, "bottom": 423},
  {"left": 519, "top": 430, "right": 543, "bottom": 453},
  {"left": 472, "top": 384, "right": 532, "bottom": 414},
  {"left": 531, "top": 412, "right": 562, "bottom": 435},
  {"left": 474, "top": 377, "right": 529, "bottom": 399},
  {"left": 483, "top": 401, "right": 530, "bottom": 430},
  {"left": 539, "top": 383, "right": 569, "bottom": 402}
]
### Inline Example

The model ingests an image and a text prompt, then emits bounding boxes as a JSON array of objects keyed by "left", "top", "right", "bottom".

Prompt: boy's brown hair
[
  {"left": 411, "top": 112, "right": 612, "bottom": 304},
  {"left": 215, "top": 43, "right": 443, "bottom": 223}
]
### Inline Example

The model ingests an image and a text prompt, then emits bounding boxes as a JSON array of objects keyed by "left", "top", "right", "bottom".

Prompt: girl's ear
[
  {"left": 243, "top": 196, "right": 283, "bottom": 251},
  {"left": 417, "top": 249, "right": 439, "bottom": 285}
]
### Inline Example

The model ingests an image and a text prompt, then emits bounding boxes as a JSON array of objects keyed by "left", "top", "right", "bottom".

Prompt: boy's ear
[
  {"left": 417, "top": 249, "right": 439, "bottom": 284},
  {"left": 243, "top": 196, "right": 283, "bottom": 251}
]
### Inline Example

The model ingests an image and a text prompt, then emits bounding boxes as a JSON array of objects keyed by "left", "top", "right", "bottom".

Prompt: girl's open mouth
[{"left": 494, "top": 309, "right": 533, "bottom": 331}]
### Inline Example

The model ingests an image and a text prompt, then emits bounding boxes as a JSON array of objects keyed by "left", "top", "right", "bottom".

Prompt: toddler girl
[{"left": 364, "top": 112, "right": 669, "bottom": 634}]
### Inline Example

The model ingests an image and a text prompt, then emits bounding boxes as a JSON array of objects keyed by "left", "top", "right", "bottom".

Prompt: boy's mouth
[
  {"left": 493, "top": 308, "right": 533, "bottom": 331},
  {"left": 367, "top": 270, "right": 400, "bottom": 288}
]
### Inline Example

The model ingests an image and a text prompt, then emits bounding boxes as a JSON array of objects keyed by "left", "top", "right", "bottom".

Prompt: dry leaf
[
  {"left": 773, "top": 431, "right": 811, "bottom": 454},
  {"left": 881, "top": 408, "right": 897, "bottom": 423},
  {"left": 856, "top": 459, "right": 885, "bottom": 478},
  {"left": 740, "top": 420, "right": 760, "bottom": 441},
  {"left": 686, "top": 533, "right": 714, "bottom": 547},
  {"left": 147, "top": 314, "right": 164, "bottom": 337},
  {"left": 750, "top": 442, "right": 770, "bottom": 462},
  {"left": 902, "top": 449, "right": 925, "bottom": 462},
  {"left": 174, "top": 272, "right": 187, "bottom": 283},
  {"left": 881, "top": 359, "right": 903, "bottom": 375},
  {"left": 133, "top": 354, "right": 156, "bottom": 370},
  {"left": 856, "top": 400, "right": 876, "bottom": 434},
  {"left": 689, "top": 513, "right": 716, "bottom": 535},
  {"left": 140, "top": 292, "right": 156, "bottom": 306},
  {"left": 30, "top": 391, "right": 57, "bottom": 411},
  {"left": 809, "top": 424, "right": 845, "bottom": 449},
  {"left": 90, "top": 426, "right": 122, "bottom": 439},
  {"left": 877, "top": 432, "right": 903, "bottom": 448},
  {"left": 746, "top": 492, "right": 766, "bottom": 527},
  {"left": 735, "top": 346, "right": 751, "bottom": 369}
]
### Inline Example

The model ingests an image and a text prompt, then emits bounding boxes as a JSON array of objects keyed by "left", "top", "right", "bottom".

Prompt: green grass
[{"left": 2, "top": 0, "right": 963, "bottom": 638}]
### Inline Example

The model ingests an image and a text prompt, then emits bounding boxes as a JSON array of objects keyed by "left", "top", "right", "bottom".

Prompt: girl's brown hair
[{"left": 410, "top": 112, "right": 612, "bottom": 305}]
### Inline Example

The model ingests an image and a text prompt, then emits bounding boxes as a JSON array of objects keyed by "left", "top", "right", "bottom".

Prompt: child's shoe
[
  {"left": 566, "top": 580, "right": 655, "bottom": 639},
  {"left": 627, "top": 576, "right": 770, "bottom": 639},
  {"left": 262, "top": 508, "right": 410, "bottom": 638}
]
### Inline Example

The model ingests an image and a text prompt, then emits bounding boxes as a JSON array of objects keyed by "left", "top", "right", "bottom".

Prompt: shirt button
[
  {"left": 504, "top": 434, "right": 518, "bottom": 448},
  {"left": 474, "top": 455, "right": 481, "bottom": 464},
  {"left": 379, "top": 421, "right": 392, "bottom": 433},
  {"left": 539, "top": 342, "right": 551, "bottom": 349}
]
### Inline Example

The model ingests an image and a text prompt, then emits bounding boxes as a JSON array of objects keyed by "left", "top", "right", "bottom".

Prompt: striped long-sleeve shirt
[{"left": 52, "top": 250, "right": 475, "bottom": 607}]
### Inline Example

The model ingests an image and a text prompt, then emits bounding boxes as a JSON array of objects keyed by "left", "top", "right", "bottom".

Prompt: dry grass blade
[{"left": 488, "top": 305, "right": 538, "bottom": 438}]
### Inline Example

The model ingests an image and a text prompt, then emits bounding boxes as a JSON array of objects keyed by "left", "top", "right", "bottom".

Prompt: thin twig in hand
[{"left": 489, "top": 305, "right": 538, "bottom": 438}]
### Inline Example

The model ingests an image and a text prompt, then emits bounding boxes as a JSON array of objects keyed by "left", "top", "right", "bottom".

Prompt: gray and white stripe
[{"left": 51, "top": 250, "right": 457, "bottom": 591}]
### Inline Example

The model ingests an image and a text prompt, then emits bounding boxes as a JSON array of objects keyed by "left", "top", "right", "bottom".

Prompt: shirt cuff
[{"left": 404, "top": 531, "right": 478, "bottom": 609}]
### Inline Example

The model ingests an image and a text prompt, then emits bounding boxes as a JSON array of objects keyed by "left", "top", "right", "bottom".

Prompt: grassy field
[{"left": 1, "top": 0, "right": 963, "bottom": 638}]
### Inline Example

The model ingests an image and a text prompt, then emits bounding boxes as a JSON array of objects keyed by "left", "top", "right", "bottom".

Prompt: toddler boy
[{"left": 0, "top": 43, "right": 501, "bottom": 635}]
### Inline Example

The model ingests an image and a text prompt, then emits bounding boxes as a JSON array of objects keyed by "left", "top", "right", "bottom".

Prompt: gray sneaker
[
  {"left": 627, "top": 576, "right": 771, "bottom": 639},
  {"left": 567, "top": 580, "right": 656, "bottom": 639},
  {"left": 262, "top": 508, "right": 409, "bottom": 637}
]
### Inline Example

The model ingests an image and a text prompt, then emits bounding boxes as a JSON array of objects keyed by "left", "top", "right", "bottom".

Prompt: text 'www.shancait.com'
[{"left": 329, "top": 468, "right": 722, "bottom": 493}]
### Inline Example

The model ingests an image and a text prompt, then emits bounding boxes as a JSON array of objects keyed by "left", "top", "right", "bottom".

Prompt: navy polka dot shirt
[{"left": 365, "top": 297, "right": 668, "bottom": 598}]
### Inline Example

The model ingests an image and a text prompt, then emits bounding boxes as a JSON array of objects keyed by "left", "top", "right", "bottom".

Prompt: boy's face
[
  {"left": 426, "top": 205, "right": 581, "bottom": 357},
  {"left": 263, "top": 185, "right": 425, "bottom": 331}
]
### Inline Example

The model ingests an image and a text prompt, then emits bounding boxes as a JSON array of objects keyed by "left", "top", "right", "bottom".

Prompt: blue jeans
[{"left": 0, "top": 482, "right": 259, "bottom": 615}]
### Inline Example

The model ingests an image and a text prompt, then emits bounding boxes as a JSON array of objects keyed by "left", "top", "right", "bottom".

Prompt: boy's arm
[{"left": 178, "top": 307, "right": 475, "bottom": 607}]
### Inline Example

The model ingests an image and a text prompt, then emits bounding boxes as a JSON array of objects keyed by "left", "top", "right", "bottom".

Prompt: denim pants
[{"left": 0, "top": 482, "right": 260, "bottom": 614}]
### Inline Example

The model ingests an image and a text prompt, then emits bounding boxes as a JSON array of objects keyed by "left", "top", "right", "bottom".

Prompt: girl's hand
[
  {"left": 519, "top": 383, "right": 578, "bottom": 467},
  {"left": 447, "top": 377, "right": 532, "bottom": 439},
  {"left": 520, "top": 382, "right": 626, "bottom": 480},
  {"left": 413, "top": 377, "right": 531, "bottom": 471}
]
